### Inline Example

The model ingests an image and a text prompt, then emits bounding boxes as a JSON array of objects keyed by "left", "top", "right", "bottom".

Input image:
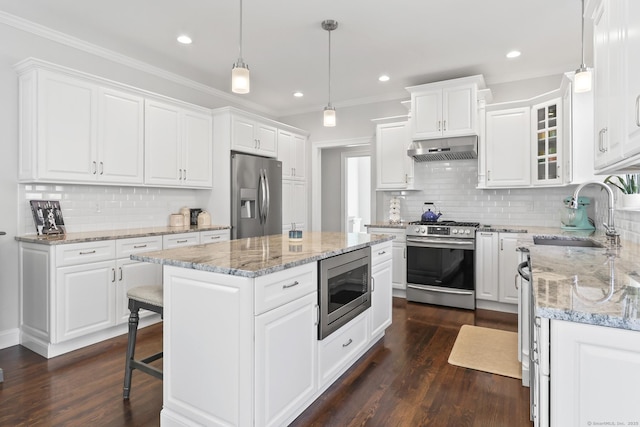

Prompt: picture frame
[{"left": 30, "top": 200, "right": 66, "bottom": 236}]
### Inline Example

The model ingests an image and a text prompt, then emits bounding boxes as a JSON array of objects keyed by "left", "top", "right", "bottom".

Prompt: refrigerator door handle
[
  {"left": 264, "top": 170, "right": 271, "bottom": 224},
  {"left": 259, "top": 169, "right": 267, "bottom": 224}
]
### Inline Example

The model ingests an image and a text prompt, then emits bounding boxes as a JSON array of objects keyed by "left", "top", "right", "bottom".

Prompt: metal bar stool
[{"left": 123, "top": 285, "right": 163, "bottom": 399}]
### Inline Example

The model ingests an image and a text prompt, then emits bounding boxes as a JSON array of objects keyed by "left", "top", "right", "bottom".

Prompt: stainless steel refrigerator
[{"left": 231, "top": 152, "right": 282, "bottom": 239}]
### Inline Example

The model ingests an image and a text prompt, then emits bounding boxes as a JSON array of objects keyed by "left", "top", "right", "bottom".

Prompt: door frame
[{"left": 341, "top": 150, "right": 371, "bottom": 233}]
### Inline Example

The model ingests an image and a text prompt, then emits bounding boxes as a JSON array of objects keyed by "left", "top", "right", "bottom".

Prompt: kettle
[{"left": 421, "top": 203, "right": 442, "bottom": 222}]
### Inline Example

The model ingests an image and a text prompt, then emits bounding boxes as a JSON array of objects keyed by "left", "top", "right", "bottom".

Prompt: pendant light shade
[
  {"left": 322, "top": 20, "right": 338, "bottom": 127},
  {"left": 232, "top": 0, "right": 250, "bottom": 94},
  {"left": 574, "top": 0, "right": 591, "bottom": 93}
]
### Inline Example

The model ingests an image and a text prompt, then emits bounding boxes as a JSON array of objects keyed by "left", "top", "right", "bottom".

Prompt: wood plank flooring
[{"left": 0, "top": 299, "right": 531, "bottom": 426}]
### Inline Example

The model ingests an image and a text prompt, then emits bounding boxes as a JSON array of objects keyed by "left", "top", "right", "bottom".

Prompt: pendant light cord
[
  {"left": 238, "top": 0, "right": 244, "bottom": 62},
  {"left": 580, "top": 0, "right": 585, "bottom": 68},
  {"left": 327, "top": 28, "right": 332, "bottom": 108}
]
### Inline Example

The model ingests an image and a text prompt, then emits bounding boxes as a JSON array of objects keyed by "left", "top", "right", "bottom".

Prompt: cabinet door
[
  {"left": 278, "top": 130, "right": 294, "bottom": 179},
  {"left": 55, "top": 260, "right": 116, "bottom": 343},
  {"left": 37, "top": 71, "right": 96, "bottom": 181},
  {"left": 376, "top": 122, "right": 410, "bottom": 189},
  {"left": 551, "top": 320, "right": 640, "bottom": 427},
  {"left": 199, "top": 229, "right": 230, "bottom": 244},
  {"left": 531, "top": 99, "right": 562, "bottom": 186},
  {"left": 97, "top": 87, "right": 144, "bottom": 184},
  {"left": 391, "top": 243, "right": 406, "bottom": 290},
  {"left": 182, "top": 109, "right": 213, "bottom": 188},
  {"left": 412, "top": 90, "right": 442, "bottom": 138},
  {"left": 231, "top": 115, "right": 257, "bottom": 151},
  {"left": 498, "top": 234, "right": 519, "bottom": 304},
  {"left": 485, "top": 107, "right": 531, "bottom": 187},
  {"left": 282, "top": 180, "right": 307, "bottom": 232},
  {"left": 116, "top": 258, "right": 162, "bottom": 324},
  {"left": 145, "top": 100, "right": 182, "bottom": 185},
  {"left": 371, "top": 259, "right": 392, "bottom": 338},
  {"left": 162, "top": 232, "right": 199, "bottom": 248},
  {"left": 292, "top": 133, "right": 306, "bottom": 180},
  {"left": 255, "top": 292, "right": 317, "bottom": 427},
  {"left": 443, "top": 85, "right": 476, "bottom": 136},
  {"left": 256, "top": 123, "right": 278, "bottom": 156},
  {"left": 475, "top": 232, "right": 499, "bottom": 301},
  {"left": 623, "top": 0, "right": 640, "bottom": 156}
]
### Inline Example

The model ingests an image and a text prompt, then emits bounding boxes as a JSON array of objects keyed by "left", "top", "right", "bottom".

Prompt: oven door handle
[
  {"left": 407, "top": 284, "right": 474, "bottom": 296},
  {"left": 407, "top": 239, "right": 475, "bottom": 250}
]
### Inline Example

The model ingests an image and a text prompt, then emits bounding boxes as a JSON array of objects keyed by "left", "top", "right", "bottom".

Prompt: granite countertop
[
  {"left": 518, "top": 230, "right": 640, "bottom": 332},
  {"left": 132, "top": 231, "right": 395, "bottom": 278},
  {"left": 15, "top": 224, "right": 231, "bottom": 245},
  {"left": 364, "top": 222, "right": 408, "bottom": 229}
]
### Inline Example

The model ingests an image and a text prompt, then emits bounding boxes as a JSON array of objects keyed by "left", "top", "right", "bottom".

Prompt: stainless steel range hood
[{"left": 407, "top": 135, "right": 478, "bottom": 162}]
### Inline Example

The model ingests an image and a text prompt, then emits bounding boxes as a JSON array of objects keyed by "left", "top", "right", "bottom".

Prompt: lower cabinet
[
  {"left": 475, "top": 231, "right": 519, "bottom": 309},
  {"left": 367, "top": 227, "right": 406, "bottom": 293},
  {"left": 371, "top": 242, "right": 393, "bottom": 338}
]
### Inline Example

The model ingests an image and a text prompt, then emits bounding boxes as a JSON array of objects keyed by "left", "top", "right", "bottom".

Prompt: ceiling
[{"left": 0, "top": 0, "right": 584, "bottom": 117}]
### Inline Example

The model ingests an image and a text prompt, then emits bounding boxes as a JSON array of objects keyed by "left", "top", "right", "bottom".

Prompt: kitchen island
[
  {"left": 132, "top": 231, "right": 394, "bottom": 427},
  {"left": 517, "top": 231, "right": 640, "bottom": 427}
]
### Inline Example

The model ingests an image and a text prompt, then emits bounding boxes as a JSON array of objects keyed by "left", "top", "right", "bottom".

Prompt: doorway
[{"left": 343, "top": 152, "right": 371, "bottom": 233}]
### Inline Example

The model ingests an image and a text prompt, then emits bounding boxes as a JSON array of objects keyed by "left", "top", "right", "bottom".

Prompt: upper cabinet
[
  {"left": 231, "top": 114, "right": 277, "bottom": 158},
  {"left": 144, "top": 99, "right": 213, "bottom": 188},
  {"left": 16, "top": 59, "right": 213, "bottom": 189},
  {"left": 278, "top": 129, "right": 306, "bottom": 180},
  {"left": 531, "top": 99, "right": 562, "bottom": 186},
  {"left": 18, "top": 68, "right": 144, "bottom": 185},
  {"left": 407, "top": 75, "right": 485, "bottom": 140},
  {"left": 485, "top": 107, "right": 531, "bottom": 187},
  {"left": 375, "top": 121, "right": 414, "bottom": 190},
  {"left": 589, "top": 0, "right": 640, "bottom": 172}
]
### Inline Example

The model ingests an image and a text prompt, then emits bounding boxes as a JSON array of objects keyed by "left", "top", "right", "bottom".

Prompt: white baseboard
[
  {"left": 0, "top": 328, "right": 20, "bottom": 350},
  {"left": 476, "top": 299, "right": 518, "bottom": 314}
]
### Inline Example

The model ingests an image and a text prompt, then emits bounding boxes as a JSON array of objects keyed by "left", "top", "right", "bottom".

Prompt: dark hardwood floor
[{"left": 0, "top": 299, "right": 531, "bottom": 426}]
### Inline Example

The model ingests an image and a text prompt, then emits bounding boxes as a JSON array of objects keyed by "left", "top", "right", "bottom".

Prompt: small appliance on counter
[{"left": 560, "top": 196, "right": 595, "bottom": 231}]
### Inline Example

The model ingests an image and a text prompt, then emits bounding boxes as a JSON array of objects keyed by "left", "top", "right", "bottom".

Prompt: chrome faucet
[{"left": 570, "top": 181, "right": 620, "bottom": 245}]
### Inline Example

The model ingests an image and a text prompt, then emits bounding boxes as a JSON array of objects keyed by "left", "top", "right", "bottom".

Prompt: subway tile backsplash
[
  {"left": 381, "top": 159, "right": 640, "bottom": 244},
  {"left": 19, "top": 184, "right": 210, "bottom": 235}
]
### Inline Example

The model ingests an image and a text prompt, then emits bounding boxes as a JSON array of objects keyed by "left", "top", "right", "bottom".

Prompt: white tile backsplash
[
  {"left": 19, "top": 183, "right": 210, "bottom": 235},
  {"left": 381, "top": 159, "right": 640, "bottom": 243}
]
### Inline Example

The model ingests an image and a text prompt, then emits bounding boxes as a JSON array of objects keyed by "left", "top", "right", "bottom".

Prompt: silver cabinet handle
[
  {"left": 371, "top": 276, "right": 375, "bottom": 292},
  {"left": 176, "top": 239, "right": 188, "bottom": 244},
  {"left": 437, "top": 120, "right": 441, "bottom": 131},
  {"left": 178, "top": 168, "right": 183, "bottom": 180},
  {"left": 133, "top": 244, "right": 147, "bottom": 249},
  {"left": 342, "top": 338, "right": 353, "bottom": 348},
  {"left": 636, "top": 94, "right": 640, "bottom": 127},
  {"left": 282, "top": 280, "right": 299, "bottom": 289},
  {"left": 183, "top": 169, "right": 186, "bottom": 180},
  {"left": 99, "top": 162, "right": 104, "bottom": 175},
  {"left": 119, "top": 266, "right": 123, "bottom": 281},
  {"left": 599, "top": 128, "right": 608, "bottom": 153},
  {"left": 487, "top": 170, "right": 491, "bottom": 181},
  {"left": 206, "top": 236, "right": 221, "bottom": 241},
  {"left": 111, "top": 268, "right": 116, "bottom": 283},
  {"left": 315, "top": 304, "right": 320, "bottom": 326},
  {"left": 480, "top": 232, "right": 493, "bottom": 236},
  {"left": 92, "top": 161, "right": 97, "bottom": 175},
  {"left": 500, "top": 239, "right": 504, "bottom": 251},
  {"left": 79, "top": 250, "right": 96, "bottom": 255},
  {"left": 443, "top": 120, "right": 447, "bottom": 131},
  {"left": 377, "top": 250, "right": 386, "bottom": 255},
  {"left": 514, "top": 273, "right": 519, "bottom": 290}
]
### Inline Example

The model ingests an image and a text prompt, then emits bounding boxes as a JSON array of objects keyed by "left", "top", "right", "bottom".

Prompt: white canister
[
  {"left": 197, "top": 211, "right": 211, "bottom": 226},
  {"left": 170, "top": 213, "right": 185, "bottom": 227},
  {"left": 179, "top": 207, "right": 191, "bottom": 225}
]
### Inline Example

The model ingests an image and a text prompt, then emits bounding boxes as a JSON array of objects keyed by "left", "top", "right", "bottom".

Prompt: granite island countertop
[
  {"left": 15, "top": 224, "right": 231, "bottom": 245},
  {"left": 518, "top": 231, "right": 640, "bottom": 332},
  {"left": 132, "top": 231, "right": 395, "bottom": 278}
]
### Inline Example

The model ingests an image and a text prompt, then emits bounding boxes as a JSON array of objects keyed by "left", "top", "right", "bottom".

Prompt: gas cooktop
[{"left": 406, "top": 220, "right": 479, "bottom": 238}]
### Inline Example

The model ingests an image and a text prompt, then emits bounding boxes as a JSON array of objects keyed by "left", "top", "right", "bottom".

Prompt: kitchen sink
[{"left": 532, "top": 237, "right": 605, "bottom": 248}]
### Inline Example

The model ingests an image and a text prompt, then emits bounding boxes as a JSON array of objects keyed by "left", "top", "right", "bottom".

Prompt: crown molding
[{"left": 0, "top": 11, "right": 276, "bottom": 116}]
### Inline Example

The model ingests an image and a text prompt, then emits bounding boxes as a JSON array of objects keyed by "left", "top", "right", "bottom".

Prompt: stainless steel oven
[
  {"left": 406, "top": 221, "right": 478, "bottom": 310},
  {"left": 318, "top": 247, "right": 371, "bottom": 339}
]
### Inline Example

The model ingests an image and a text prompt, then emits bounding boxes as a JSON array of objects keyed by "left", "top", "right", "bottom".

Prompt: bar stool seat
[{"left": 123, "top": 285, "right": 163, "bottom": 399}]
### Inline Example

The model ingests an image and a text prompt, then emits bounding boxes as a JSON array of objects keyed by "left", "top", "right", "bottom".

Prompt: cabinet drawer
[
  {"left": 318, "top": 311, "right": 368, "bottom": 386},
  {"left": 255, "top": 263, "right": 317, "bottom": 315},
  {"left": 371, "top": 241, "right": 393, "bottom": 265},
  {"left": 55, "top": 241, "right": 116, "bottom": 267},
  {"left": 116, "top": 236, "right": 163, "bottom": 258},
  {"left": 200, "top": 229, "right": 230, "bottom": 244},
  {"left": 163, "top": 232, "right": 199, "bottom": 249}
]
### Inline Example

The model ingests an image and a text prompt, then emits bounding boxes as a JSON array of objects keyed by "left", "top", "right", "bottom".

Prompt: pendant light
[
  {"left": 574, "top": 0, "right": 592, "bottom": 93},
  {"left": 322, "top": 20, "right": 338, "bottom": 127},
  {"left": 231, "top": 0, "right": 250, "bottom": 94}
]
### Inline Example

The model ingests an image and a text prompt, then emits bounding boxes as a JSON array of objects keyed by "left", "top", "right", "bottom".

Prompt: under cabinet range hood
[{"left": 407, "top": 135, "right": 478, "bottom": 162}]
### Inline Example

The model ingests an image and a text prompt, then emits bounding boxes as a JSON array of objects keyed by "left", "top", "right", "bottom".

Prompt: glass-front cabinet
[{"left": 532, "top": 98, "right": 562, "bottom": 185}]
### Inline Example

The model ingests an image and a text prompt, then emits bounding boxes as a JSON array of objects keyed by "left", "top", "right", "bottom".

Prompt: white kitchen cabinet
[
  {"left": 485, "top": 107, "right": 532, "bottom": 187},
  {"left": 407, "top": 76, "right": 485, "bottom": 140},
  {"left": 144, "top": 99, "right": 213, "bottom": 188},
  {"left": 162, "top": 232, "right": 200, "bottom": 249},
  {"left": 255, "top": 292, "right": 318, "bottom": 427},
  {"left": 199, "top": 229, "right": 231, "bottom": 244},
  {"left": 232, "top": 114, "right": 278, "bottom": 157},
  {"left": 17, "top": 68, "right": 144, "bottom": 185},
  {"left": 278, "top": 130, "right": 306, "bottom": 180},
  {"left": 475, "top": 231, "right": 518, "bottom": 309},
  {"left": 367, "top": 227, "right": 406, "bottom": 293},
  {"left": 592, "top": 0, "right": 624, "bottom": 170},
  {"left": 550, "top": 319, "right": 640, "bottom": 427},
  {"left": 375, "top": 121, "right": 414, "bottom": 190},
  {"left": 370, "top": 242, "right": 393, "bottom": 338},
  {"left": 531, "top": 99, "right": 562, "bottom": 186},
  {"left": 282, "top": 180, "right": 307, "bottom": 232},
  {"left": 622, "top": 0, "right": 640, "bottom": 157}
]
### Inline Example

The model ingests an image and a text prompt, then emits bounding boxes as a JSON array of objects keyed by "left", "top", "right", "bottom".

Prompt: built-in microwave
[{"left": 318, "top": 247, "right": 371, "bottom": 339}]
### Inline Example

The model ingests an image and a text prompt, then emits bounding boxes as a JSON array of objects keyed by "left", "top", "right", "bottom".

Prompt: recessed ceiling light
[
  {"left": 378, "top": 75, "right": 390, "bottom": 82},
  {"left": 293, "top": 91, "right": 304, "bottom": 98},
  {"left": 506, "top": 50, "right": 521, "bottom": 59},
  {"left": 177, "top": 35, "right": 192, "bottom": 45}
]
